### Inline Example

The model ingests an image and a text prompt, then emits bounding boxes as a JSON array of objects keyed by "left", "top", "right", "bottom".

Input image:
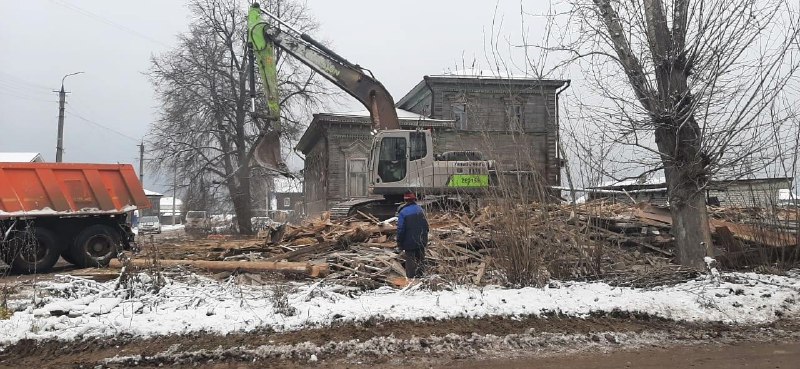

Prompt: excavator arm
[{"left": 247, "top": 3, "right": 400, "bottom": 131}]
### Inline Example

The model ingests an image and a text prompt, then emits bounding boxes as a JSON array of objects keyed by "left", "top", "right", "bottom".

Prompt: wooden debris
[
  {"left": 109, "top": 259, "right": 328, "bottom": 277},
  {"left": 132, "top": 199, "right": 797, "bottom": 289}
]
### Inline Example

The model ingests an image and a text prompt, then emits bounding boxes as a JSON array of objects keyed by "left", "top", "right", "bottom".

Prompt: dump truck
[{"left": 0, "top": 162, "right": 150, "bottom": 274}]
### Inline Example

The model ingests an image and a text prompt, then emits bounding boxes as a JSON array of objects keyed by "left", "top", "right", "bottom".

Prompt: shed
[{"left": 588, "top": 176, "right": 794, "bottom": 208}]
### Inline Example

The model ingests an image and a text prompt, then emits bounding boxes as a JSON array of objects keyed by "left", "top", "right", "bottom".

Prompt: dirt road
[
  {"left": 1, "top": 315, "right": 798, "bottom": 369},
  {"left": 448, "top": 341, "right": 800, "bottom": 369}
]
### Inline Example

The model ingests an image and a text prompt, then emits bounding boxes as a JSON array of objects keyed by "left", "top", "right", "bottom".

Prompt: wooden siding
[
  {"left": 302, "top": 133, "right": 328, "bottom": 216},
  {"left": 436, "top": 131, "right": 548, "bottom": 172},
  {"left": 405, "top": 78, "right": 562, "bottom": 186},
  {"left": 326, "top": 125, "right": 372, "bottom": 205},
  {"left": 708, "top": 182, "right": 790, "bottom": 208}
]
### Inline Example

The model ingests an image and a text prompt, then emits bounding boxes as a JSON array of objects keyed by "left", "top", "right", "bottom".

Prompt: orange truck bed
[{"left": 0, "top": 162, "right": 150, "bottom": 219}]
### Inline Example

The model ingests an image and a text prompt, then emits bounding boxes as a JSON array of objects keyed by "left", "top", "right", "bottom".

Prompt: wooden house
[{"left": 295, "top": 72, "right": 570, "bottom": 216}]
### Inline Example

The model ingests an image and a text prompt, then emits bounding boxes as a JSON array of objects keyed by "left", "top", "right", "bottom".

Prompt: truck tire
[
  {"left": 7, "top": 228, "right": 62, "bottom": 274},
  {"left": 60, "top": 250, "right": 77, "bottom": 265},
  {"left": 70, "top": 225, "right": 120, "bottom": 268}
]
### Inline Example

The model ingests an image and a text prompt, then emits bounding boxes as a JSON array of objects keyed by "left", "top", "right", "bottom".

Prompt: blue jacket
[{"left": 396, "top": 203, "right": 429, "bottom": 250}]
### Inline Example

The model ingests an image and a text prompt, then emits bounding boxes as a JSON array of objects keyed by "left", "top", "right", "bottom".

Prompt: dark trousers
[{"left": 404, "top": 248, "right": 425, "bottom": 278}]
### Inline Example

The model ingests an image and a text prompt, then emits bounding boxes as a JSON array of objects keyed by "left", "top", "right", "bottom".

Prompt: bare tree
[
  {"left": 147, "top": 0, "right": 328, "bottom": 234},
  {"left": 518, "top": 0, "right": 800, "bottom": 268}
]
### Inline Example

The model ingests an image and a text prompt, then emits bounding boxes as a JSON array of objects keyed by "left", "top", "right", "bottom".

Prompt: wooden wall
[{"left": 403, "top": 78, "right": 562, "bottom": 186}]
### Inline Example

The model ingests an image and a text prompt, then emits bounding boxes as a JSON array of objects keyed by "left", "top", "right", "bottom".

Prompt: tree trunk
[
  {"left": 658, "top": 114, "right": 714, "bottom": 269},
  {"left": 230, "top": 170, "right": 254, "bottom": 235},
  {"left": 668, "top": 181, "right": 712, "bottom": 269}
]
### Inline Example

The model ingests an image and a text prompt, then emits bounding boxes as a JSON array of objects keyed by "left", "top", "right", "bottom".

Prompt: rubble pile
[
  {"left": 208, "top": 204, "right": 688, "bottom": 287},
  {"left": 131, "top": 201, "right": 798, "bottom": 288}
]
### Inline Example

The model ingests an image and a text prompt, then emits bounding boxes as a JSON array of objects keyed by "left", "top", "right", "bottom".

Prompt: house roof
[
  {"left": 779, "top": 189, "right": 797, "bottom": 201},
  {"left": 396, "top": 73, "right": 570, "bottom": 110},
  {"left": 159, "top": 197, "right": 183, "bottom": 209},
  {"left": 143, "top": 189, "right": 164, "bottom": 197},
  {"left": 591, "top": 176, "right": 794, "bottom": 191},
  {"left": 295, "top": 108, "right": 453, "bottom": 154},
  {"left": 0, "top": 152, "right": 44, "bottom": 162}
]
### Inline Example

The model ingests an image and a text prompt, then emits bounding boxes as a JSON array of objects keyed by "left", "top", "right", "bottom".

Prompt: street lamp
[{"left": 55, "top": 71, "right": 84, "bottom": 162}]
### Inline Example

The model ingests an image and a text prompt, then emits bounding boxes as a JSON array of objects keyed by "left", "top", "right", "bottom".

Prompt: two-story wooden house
[{"left": 296, "top": 72, "right": 569, "bottom": 216}]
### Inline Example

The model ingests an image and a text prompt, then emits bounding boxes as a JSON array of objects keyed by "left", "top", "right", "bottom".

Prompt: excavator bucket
[
  {"left": 252, "top": 130, "right": 290, "bottom": 176},
  {"left": 248, "top": 3, "right": 291, "bottom": 177}
]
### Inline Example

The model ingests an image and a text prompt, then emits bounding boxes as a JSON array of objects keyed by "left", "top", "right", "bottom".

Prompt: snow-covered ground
[
  {"left": 160, "top": 224, "right": 185, "bottom": 232},
  {"left": 132, "top": 224, "right": 183, "bottom": 235},
  {"left": 1, "top": 271, "right": 798, "bottom": 347}
]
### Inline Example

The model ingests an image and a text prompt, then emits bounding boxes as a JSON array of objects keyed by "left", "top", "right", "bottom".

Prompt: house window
[
  {"left": 347, "top": 158, "right": 368, "bottom": 197},
  {"left": 283, "top": 197, "right": 291, "bottom": 208},
  {"left": 452, "top": 103, "right": 467, "bottom": 130},
  {"left": 506, "top": 103, "right": 524, "bottom": 131},
  {"left": 409, "top": 131, "right": 427, "bottom": 161}
]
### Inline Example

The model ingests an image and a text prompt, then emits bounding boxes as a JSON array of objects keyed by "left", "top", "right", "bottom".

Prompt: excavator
[{"left": 248, "top": 3, "right": 496, "bottom": 219}]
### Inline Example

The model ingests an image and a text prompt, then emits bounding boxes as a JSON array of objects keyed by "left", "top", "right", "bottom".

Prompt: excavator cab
[
  {"left": 370, "top": 129, "right": 496, "bottom": 198},
  {"left": 369, "top": 129, "right": 429, "bottom": 195}
]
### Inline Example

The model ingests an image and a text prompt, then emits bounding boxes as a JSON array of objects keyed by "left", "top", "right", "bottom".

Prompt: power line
[
  {"left": 46, "top": 0, "right": 170, "bottom": 47},
  {"left": 0, "top": 90, "right": 58, "bottom": 103},
  {"left": 0, "top": 71, "right": 52, "bottom": 91},
  {"left": 68, "top": 110, "right": 141, "bottom": 142},
  {"left": 0, "top": 76, "right": 52, "bottom": 93}
]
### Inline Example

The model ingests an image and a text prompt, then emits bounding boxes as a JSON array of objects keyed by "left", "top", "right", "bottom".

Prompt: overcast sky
[{"left": 0, "top": 0, "right": 546, "bottom": 193}]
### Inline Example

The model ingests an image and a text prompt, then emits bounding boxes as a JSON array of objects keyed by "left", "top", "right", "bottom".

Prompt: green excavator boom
[{"left": 247, "top": 2, "right": 289, "bottom": 175}]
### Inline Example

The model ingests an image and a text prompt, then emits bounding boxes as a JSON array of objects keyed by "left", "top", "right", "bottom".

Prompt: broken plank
[
  {"left": 589, "top": 225, "right": 674, "bottom": 257},
  {"left": 357, "top": 210, "right": 381, "bottom": 224},
  {"left": 264, "top": 241, "right": 338, "bottom": 262}
]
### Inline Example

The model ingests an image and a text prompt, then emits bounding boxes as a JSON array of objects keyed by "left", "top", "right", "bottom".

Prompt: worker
[{"left": 396, "top": 192, "right": 429, "bottom": 278}]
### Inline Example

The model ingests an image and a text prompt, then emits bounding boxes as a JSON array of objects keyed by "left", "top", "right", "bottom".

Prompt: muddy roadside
[{"left": 1, "top": 314, "right": 798, "bottom": 369}]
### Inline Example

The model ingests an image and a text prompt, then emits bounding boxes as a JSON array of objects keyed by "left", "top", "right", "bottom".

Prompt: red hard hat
[{"left": 403, "top": 192, "right": 417, "bottom": 201}]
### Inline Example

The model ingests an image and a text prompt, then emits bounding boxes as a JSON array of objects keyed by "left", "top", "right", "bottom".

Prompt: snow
[
  {"left": 0, "top": 205, "right": 139, "bottom": 219},
  {"left": 779, "top": 189, "right": 797, "bottom": 201},
  {"left": 597, "top": 176, "right": 668, "bottom": 188},
  {"left": 330, "top": 108, "right": 449, "bottom": 121},
  {"left": 159, "top": 197, "right": 183, "bottom": 216},
  {"left": 1, "top": 271, "right": 798, "bottom": 347},
  {"left": 143, "top": 189, "right": 163, "bottom": 197},
  {"left": 0, "top": 152, "right": 43, "bottom": 162},
  {"left": 160, "top": 224, "right": 184, "bottom": 232},
  {"left": 432, "top": 68, "right": 532, "bottom": 79}
]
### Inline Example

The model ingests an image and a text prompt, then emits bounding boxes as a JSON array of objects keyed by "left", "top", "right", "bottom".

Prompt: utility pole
[
  {"left": 172, "top": 163, "right": 178, "bottom": 225},
  {"left": 137, "top": 141, "right": 145, "bottom": 184},
  {"left": 55, "top": 71, "right": 83, "bottom": 162}
]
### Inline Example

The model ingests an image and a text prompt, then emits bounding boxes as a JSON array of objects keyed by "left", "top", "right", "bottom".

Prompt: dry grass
[{"left": 0, "top": 285, "right": 14, "bottom": 320}]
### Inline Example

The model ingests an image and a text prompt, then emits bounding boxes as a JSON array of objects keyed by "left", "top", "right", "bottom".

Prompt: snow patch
[{"left": 1, "top": 271, "right": 799, "bottom": 347}]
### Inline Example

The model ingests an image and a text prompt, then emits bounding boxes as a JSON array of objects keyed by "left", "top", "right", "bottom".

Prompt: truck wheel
[
  {"left": 70, "top": 225, "right": 120, "bottom": 268},
  {"left": 7, "top": 228, "right": 62, "bottom": 274},
  {"left": 60, "top": 250, "right": 76, "bottom": 265}
]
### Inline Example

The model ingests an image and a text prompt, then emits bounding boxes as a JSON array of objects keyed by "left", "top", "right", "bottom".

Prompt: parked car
[
  {"left": 138, "top": 216, "right": 162, "bottom": 234},
  {"left": 185, "top": 211, "right": 211, "bottom": 236},
  {"left": 251, "top": 217, "right": 277, "bottom": 232}
]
